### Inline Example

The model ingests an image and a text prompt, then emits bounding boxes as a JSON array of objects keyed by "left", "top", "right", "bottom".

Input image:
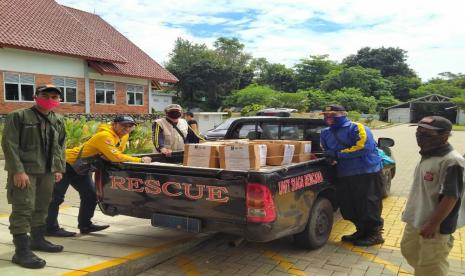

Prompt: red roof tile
[
  {"left": 65, "top": 7, "right": 178, "bottom": 83},
  {"left": 0, "top": 0, "right": 126, "bottom": 63},
  {"left": 0, "top": 0, "right": 178, "bottom": 83}
]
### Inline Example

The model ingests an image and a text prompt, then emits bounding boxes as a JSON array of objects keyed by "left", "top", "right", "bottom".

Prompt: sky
[{"left": 58, "top": 0, "right": 465, "bottom": 81}]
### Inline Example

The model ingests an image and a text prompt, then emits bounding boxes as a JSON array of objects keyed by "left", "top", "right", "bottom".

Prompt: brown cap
[
  {"left": 164, "top": 104, "right": 182, "bottom": 112},
  {"left": 36, "top": 84, "right": 62, "bottom": 95},
  {"left": 411, "top": 116, "right": 452, "bottom": 132}
]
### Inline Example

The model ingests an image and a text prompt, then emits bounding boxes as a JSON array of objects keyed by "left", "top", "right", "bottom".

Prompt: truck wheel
[
  {"left": 382, "top": 170, "right": 392, "bottom": 198},
  {"left": 293, "top": 198, "right": 333, "bottom": 249}
]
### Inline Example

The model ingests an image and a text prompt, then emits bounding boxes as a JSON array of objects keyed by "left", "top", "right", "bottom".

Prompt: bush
[
  {"left": 64, "top": 118, "right": 100, "bottom": 148},
  {"left": 65, "top": 118, "right": 153, "bottom": 154},
  {"left": 241, "top": 104, "right": 265, "bottom": 116},
  {"left": 347, "top": 111, "right": 361, "bottom": 121},
  {"left": 126, "top": 122, "right": 153, "bottom": 154}
]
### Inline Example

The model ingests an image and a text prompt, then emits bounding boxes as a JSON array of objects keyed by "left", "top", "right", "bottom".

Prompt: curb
[{"left": 63, "top": 234, "right": 212, "bottom": 276}]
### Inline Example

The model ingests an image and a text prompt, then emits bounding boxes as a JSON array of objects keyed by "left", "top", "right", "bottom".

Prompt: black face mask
[
  {"left": 416, "top": 131, "right": 449, "bottom": 154},
  {"left": 167, "top": 110, "right": 182, "bottom": 119}
]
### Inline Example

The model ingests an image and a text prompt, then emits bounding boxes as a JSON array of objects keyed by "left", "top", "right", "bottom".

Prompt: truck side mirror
[{"left": 378, "top": 137, "right": 395, "bottom": 148}]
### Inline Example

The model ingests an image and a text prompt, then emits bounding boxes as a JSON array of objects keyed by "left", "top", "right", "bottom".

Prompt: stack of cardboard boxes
[{"left": 183, "top": 139, "right": 313, "bottom": 170}]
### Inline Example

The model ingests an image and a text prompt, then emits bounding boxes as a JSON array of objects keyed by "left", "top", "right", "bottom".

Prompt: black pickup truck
[{"left": 95, "top": 117, "right": 394, "bottom": 249}]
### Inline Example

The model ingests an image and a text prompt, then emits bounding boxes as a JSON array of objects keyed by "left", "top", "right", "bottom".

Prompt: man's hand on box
[
  {"left": 160, "top": 148, "right": 172, "bottom": 157},
  {"left": 141, "top": 156, "right": 152, "bottom": 163}
]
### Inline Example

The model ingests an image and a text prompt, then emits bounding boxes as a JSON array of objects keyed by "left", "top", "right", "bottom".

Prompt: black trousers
[
  {"left": 337, "top": 171, "right": 384, "bottom": 235},
  {"left": 46, "top": 163, "right": 97, "bottom": 230}
]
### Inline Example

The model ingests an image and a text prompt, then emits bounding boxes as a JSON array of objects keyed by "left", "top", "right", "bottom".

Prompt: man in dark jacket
[
  {"left": 320, "top": 104, "right": 384, "bottom": 246},
  {"left": 2, "top": 85, "right": 66, "bottom": 269}
]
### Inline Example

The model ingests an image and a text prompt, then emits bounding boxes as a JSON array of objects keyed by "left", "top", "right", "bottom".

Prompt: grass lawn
[{"left": 453, "top": 124, "right": 465, "bottom": 131}]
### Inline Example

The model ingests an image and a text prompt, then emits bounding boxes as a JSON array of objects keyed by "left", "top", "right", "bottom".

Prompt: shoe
[
  {"left": 30, "top": 226, "right": 64, "bottom": 253},
  {"left": 46, "top": 228, "right": 76, "bottom": 237},
  {"left": 341, "top": 231, "right": 365, "bottom": 242},
  {"left": 12, "top": 234, "right": 46, "bottom": 269},
  {"left": 79, "top": 224, "right": 109, "bottom": 234},
  {"left": 353, "top": 233, "right": 385, "bottom": 246}
]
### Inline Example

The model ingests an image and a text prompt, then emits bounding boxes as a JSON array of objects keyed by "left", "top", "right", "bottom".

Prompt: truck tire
[
  {"left": 382, "top": 169, "right": 392, "bottom": 198},
  {"left": 293, "top": 198, "right": 333, "bottom": 249}
]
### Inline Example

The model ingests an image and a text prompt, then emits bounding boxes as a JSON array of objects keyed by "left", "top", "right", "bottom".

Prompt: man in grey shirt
[{"left": 401, "top": 116, "right": 465, "bottom": 276}]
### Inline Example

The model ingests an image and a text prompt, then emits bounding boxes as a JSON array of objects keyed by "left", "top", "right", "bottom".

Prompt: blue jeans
[{"left": 46, "top": 163, "right": 97, "bottom": 230}]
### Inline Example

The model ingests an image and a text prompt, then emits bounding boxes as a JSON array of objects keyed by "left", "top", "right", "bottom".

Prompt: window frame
[
  {"left": 95, "top": 81, "right": 116, "bottom": 105},
  {"left": 52, "top": 77, "right": 78, "bottom": 103},
  {"left": 3, "top": 72, "right": 35, "bottom": 102},
  {"left": 126, "top": 84, "right": 144, "bottom": 106}
]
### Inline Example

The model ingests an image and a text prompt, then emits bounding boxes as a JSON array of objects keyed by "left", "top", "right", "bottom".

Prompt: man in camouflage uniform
[{"left": 2, "top": 85, "right": 66, "bottom": 269}]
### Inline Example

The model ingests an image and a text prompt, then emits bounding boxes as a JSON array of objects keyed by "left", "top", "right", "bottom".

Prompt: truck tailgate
[{"left": 98, "top": 162, "right": 248, "bottom": 224}]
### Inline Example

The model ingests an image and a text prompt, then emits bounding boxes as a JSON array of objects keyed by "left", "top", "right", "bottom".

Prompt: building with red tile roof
[{"left": 0, "top": 0, "right": 177, "bottom": 114}]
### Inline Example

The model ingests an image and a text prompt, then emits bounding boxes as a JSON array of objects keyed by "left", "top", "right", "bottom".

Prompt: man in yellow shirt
[{"left": 46, "top": 115, "right": 151, "bottom": 237}]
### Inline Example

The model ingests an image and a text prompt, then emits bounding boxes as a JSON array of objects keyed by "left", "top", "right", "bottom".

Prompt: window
[
  {"left": 126, "top": 85, "right": 144, "bottom": 105},
  {"left": 95, "top": 81, "right": 115, "bottom": 104},
  {"left": 281, "top": 123, "right": 305, "bottom": 140},
  {"left": 260, "top": 123, "right": 280, "bottom": 139},
  {"left": 53, "top": 77, "right": 77, "bottom": 103},
  {"left": 4, "top": 72, "right": 35, "bottom": 101}
]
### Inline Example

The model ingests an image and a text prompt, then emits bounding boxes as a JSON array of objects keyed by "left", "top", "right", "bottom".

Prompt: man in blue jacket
[{"left": 320, "top": 105, "right": 384, "bottom": 246}]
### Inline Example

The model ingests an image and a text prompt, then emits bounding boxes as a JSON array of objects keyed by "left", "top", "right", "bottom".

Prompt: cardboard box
[
  {"left": 219, "top": 144, "right": 267, "bottom": 170},
  {"left": 183, "top": 144, "right": 219, "bottom": 168},
  {"left": 279, "top": 140, "right": 312, "bottom": 162},
  {"left": 251, "top": 140, "right": 312, "bottom": 163},
  {"left": 264, "top": 143, "right": 295, "bottom": 166}
]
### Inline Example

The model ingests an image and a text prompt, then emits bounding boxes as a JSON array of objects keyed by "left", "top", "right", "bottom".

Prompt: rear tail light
[{"left": 246, "top": 183, "right": 276, "bottom": 222}]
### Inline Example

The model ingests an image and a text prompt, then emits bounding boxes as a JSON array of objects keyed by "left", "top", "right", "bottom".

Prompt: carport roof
[{"left": 386, "top": 94, "right": 453, "bottom": 109}]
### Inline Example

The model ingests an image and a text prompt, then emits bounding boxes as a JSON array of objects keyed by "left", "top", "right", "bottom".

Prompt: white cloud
[{"left": 57, "top": 0, "right": 465, "bottom": 81}]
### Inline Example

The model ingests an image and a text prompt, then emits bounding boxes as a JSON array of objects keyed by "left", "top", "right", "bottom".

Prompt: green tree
[
  {"left": 257, "top": 63, "right": 298, "bottom": 92},
  {"left": 410, "top": 81, "right": 465, "bottom": 99},
  {"left": 224, "top": 84, "right": 277, "bottom": 107},
  {"left": 305, "top": 89, "right": 331, "bottom": 111},
  {"left": 387, "top": 75, "right": 421, "bottom": 101},
  {"left": 273, "top": 92, "right": 309, "bottom": 112},
  {"left": 165, "top": 37, "right": 253, "bottom": 110},
  {"left": 377, "top": 95, "right": 401, "bottom": 110},
  {"left": 294, "top": 55, "right": 340, "bottom": 90},
  {"left": 321, "top": 66, "right": 393, "bottom": 98},
  {"left": 329, "top": 88, "right": 378, "bottom": 113},
  {"left": 342, "top": 47, "right": 416, "bottom": 78}
]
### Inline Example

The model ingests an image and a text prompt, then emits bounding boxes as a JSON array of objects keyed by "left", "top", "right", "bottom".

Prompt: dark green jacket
[{"left": 1, "top": 107, "right": 66, "bottom": 174}]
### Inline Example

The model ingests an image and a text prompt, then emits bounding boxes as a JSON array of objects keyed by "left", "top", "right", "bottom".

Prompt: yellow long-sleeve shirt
[{"left": 66, "top": 123, "right": 141, "bottom": 165}]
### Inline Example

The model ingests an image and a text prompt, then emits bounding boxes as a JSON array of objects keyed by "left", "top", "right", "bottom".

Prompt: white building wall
[
  {"left": 388, "top": 108, "right": 411, "bottom": 123},
  {"left": 457, "top": 109, "right": 465, "bottom": 125},
  {"left": 0, "top": 47, "right": 85, "bottom": 78},
  {"left": 151, "top": 93, "right": 173, "bottom": 112},
  {"left": 194, "top": 112, "right": 228, "bottom": 133}
]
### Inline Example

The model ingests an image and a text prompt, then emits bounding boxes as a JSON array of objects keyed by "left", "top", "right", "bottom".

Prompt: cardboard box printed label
[
  {"left": 219, "top": 144, "right": 267, "bottom": 170},
  {"left": 183, "top": 144, "right": 219, "bottom": 168}
]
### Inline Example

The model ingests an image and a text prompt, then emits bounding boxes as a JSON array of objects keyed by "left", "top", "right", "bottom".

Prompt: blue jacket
[{"left": 320, "top": 120, "right": 382, "bottom": 177}]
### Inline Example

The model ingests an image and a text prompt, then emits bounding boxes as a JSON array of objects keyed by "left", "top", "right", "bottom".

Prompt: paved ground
[{"left": 139, "top": 124, "right": 465, "bottom": 276}]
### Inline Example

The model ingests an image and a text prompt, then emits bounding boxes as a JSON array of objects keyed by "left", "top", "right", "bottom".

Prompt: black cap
[
  {"left": 113, "top": 115, "right": 136, "bottom": 125},
  {"left": 36, "top": 85, "right": 62, "bottom": 95},
  {"left": 411, "top": 116, "right": 452, "bottom": 132},
  {"left": 321, "top": 104, "right": 346, "bottom": 113}
]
